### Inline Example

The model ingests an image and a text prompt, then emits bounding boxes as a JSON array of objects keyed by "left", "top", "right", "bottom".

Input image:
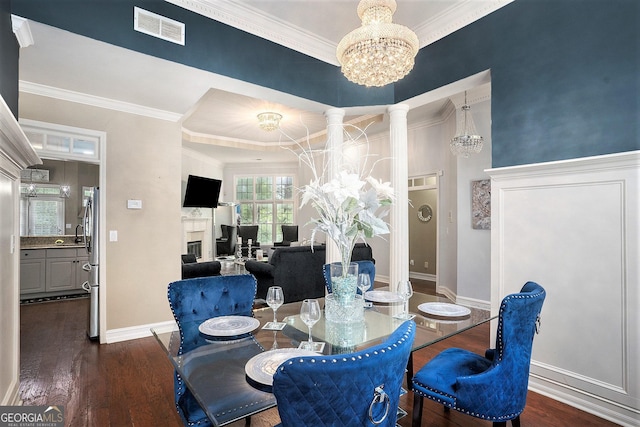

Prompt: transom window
[{"left": 235, "top": 175, "right": 295, "bottom": 244}]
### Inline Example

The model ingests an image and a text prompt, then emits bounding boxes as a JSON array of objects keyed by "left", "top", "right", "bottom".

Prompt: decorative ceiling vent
[{"left": 134, "top": 7, "right": 185, "bottom": 45}]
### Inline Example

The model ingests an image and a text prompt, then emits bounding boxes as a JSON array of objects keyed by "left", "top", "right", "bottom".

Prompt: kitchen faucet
[{"left": 75, "top": 224, "right": 84, "bottom": 243}]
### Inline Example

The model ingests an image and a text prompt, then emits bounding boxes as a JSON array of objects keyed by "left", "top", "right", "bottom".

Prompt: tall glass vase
[
  {"left": 325, "top": 262, "right": 364, "bottom": 323},
  {"left": 330, "top": 262, "right": 358, "bottom": 301}
]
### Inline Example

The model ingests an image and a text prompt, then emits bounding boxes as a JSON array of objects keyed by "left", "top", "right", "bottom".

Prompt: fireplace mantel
[{"left": 181, "top": 216, "right": 212, "bottom": 261}]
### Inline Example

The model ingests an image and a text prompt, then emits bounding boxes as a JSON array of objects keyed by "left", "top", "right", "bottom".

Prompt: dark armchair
[
  {"left": 274, "top": 225, "right": 298, "bottom": 247},
  {"left": 411, "top": 281, "right": 546, "bottom": 427},
  {"left": 273, "top": 320, "right": 416, "bottom": 427},
  {"left": 181, "top": 253, "right": 221, "bottom": 279},
  {"left": 244, "top": 243, "right": 374, "bottom": 302},
  {"left": 181, "top": 253, "right": 197, "bottom": 264},
  {"left": 238, "top": 225, "right": 260, "bottom": 256},
  {"left": 215, "top": 225, "right": 237, "bottom": 256}
]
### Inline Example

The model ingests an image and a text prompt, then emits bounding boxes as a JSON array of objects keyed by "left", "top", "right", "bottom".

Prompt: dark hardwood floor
[{"left": 20, "top": 287, "right": 618, "bottom": 427}]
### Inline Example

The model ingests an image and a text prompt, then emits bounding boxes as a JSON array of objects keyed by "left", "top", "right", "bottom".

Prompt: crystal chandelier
[
  {"left": 450, "top": 92, "right": 484, "bottom": 158},
  {"left": 257, "top": 112, "right": 282, "bottom": 131},
  {"left": 336, "top": 0, "right": 419, "bottom": 87}
]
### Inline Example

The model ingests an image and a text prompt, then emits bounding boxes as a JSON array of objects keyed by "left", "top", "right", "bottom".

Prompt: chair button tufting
[{"left": 222, "top": 287, "right": 229, "bottom": 293}]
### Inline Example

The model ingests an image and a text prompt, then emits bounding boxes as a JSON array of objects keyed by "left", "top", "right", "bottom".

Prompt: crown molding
[
  {"left": 11, "top": 15, "right": 34, "bottom": 48},
  {"left": 167, "top": 0, "right": 513, "bottom": 66},
  {"left": 0, "top": 95, "right": 41, "bottom": 175},
  {"left": 449, "top": 83, "right": 492, "bottom": 109},
  {"left": 19, "top": 81, "right": 182, "bottom": 122},
  {"left": 415, "top": 0, "right": 514, "bottom": 47},
  {"left": 166, "top": 0, "right": 339, "bottom": 65}
]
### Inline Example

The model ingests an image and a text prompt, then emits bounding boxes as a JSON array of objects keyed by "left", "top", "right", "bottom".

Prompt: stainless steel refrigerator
[{"left": 82, "top": 187, "right": 100, "bottom": 340}]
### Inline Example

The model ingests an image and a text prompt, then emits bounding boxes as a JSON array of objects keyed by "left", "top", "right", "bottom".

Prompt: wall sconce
[{"left": 60, "top": 185, "right": 71, "bottom": 198}]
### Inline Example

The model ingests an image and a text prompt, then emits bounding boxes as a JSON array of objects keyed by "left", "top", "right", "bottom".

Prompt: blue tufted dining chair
[
  {"left": 323, "top": 260, "right": 376, "bottom": 294},
  {"left": 167, "top": 274, "right": 257, "bottom": 427},
  {"left": 411, "top": 281, "right": 546, "bottom": 427},
  {"left": 272, "top": 320, "right": 415, "bottom": 427}
]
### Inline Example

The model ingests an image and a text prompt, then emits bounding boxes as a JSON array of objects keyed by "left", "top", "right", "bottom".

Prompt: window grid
[{"left": 235, "top": 175, "right": 295, "bottom": 244}]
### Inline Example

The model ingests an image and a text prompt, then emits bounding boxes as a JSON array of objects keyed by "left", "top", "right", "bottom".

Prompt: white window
[
  {"left": 235, "top": 175, "right": 295, "bottom": 244},
  {"left": 20, "top": 119, "right": 103, "bottom": 162},
  {"left": 20, "top": 184, "right": 66, "bottom": 236}
]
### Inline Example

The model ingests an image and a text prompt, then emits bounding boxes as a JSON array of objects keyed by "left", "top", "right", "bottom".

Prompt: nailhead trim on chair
[
  {"left": 413, "top": 285, "right": 545, "bottom": 423},
  {"left": 496, "top": 288, "right": 545, "bottom": 361},
  {"left": 412, "top": 386, "right": 520, "bottom": 421},
  {"left": 167, "top": 276, "right": 258, "bottom": 427},
  {"left": 278, "top": 325, "right": 415, "bottom": 372}
]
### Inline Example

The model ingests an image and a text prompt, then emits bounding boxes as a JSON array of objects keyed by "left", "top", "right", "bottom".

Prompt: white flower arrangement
[{"left": 287, "top": 124, "right": 394, "bottom": 275}]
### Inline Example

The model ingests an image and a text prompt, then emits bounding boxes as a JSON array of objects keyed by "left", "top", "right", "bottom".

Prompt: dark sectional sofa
[{"left": 244, "top": 243, "right": 374, "bottom": 303}]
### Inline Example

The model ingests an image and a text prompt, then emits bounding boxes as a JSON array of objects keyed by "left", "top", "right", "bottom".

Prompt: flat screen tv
[{"left": 183, "top": 175, "right": 222, "bottom": 208}]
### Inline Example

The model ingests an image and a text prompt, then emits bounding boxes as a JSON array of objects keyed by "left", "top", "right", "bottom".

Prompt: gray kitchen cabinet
[
  {"left": 46, "top": 248, "right": 78, "bottom": 292},
  {"left": 20, "top": 250, "right": 46, "bottom": 294},
  {"left": 20, "top": 248, "right": 88, "bottom": 297}
]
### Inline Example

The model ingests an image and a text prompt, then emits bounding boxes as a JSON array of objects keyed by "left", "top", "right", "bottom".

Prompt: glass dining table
[{"left": 151, "top": 291, "right": 495, "bottom": 427}]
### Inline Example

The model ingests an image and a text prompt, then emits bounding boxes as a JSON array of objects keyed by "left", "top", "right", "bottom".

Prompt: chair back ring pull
[
  {"left": 535, "top": 313, "right": 542, "bottom": 334},
  {"left": 368, "top": 385, "right": 390, "bottom": 425}
]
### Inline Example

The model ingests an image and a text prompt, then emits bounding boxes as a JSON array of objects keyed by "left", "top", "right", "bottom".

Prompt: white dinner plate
[
  {"left": 417, "top": 302, "right": 471, "bottom": 317},
  {"left": 245, "top": 348, "right": 319, "bottom": 386},
  {"left": 198, "top": 316, "right": 260, "bottom": 337},
  {"left": 364, "top": 290, "right": 403, "bottom": 303}
]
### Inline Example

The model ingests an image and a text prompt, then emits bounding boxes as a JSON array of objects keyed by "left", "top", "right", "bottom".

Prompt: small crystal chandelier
[
  {"left": 336, "top": 0, "right": 419, "bottom": 87},
  {"left": 450, "top": 91, "right": 484, "bottom": 158},
  {"left": 257, "top": 112, "right": 282, "bottom": 131}
]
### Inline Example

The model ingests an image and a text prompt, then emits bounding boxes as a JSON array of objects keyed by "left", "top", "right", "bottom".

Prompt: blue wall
[
  {"left": 0, "top": 0, "right": 18, "bottom": 116},
  {"left": 396, "top": 0, "right": 639, "bottom": 167},
  {"left": 10, "top": 0, "right": 393, "bottom": 107},
  {"left": 10, "top": 0, "right": 639, "bottom": 167}
]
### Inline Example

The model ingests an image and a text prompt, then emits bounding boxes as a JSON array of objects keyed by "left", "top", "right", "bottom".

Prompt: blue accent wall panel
[
  {"left": 396, "top": 0, "right": 639, "bottom": 167},
  {"left": 9, "top": 0, "right": 638, "bottom": 166},
  {"left": 0, "top": 0, "right": 18, "bottom": 117},
  {"left": 10, "top": 0, "right": 393, "bottom": 107}
]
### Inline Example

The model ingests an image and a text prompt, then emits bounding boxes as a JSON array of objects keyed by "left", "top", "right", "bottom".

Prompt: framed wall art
[{"left": 471, "top": 179, "right": 491, "bottom": 230}]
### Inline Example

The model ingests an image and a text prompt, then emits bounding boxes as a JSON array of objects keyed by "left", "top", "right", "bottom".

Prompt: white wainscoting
[{"left": 488, "top": 151, "right": 639, "bottom": 426}]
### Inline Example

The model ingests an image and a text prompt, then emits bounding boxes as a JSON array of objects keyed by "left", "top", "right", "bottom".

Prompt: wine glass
[
  {"left": 300, "top": 299, "right": 322, "bottom": 350},
  {"left": 358, "top": 273, "right": 372, "bottom": 307},
  {"left": 396, "top": 280, "right": 414, "bottom": 319},
  {"left": 266, "top": 286, "right": 284, "bottom": 327}
]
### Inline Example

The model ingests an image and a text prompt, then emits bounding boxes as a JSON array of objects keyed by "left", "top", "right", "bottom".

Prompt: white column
[
  {"left": 388, "top": 104, "right": 410, "bottom": 292},
  {"left": 324, "top": 108, "right": 345, "bottom": 264}
]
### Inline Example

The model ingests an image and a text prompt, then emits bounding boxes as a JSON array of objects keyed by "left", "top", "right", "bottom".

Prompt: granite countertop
[
  {"left": 22, "top": 244, "right": 85, "bottom": 249},
  {"left": 20, "top": 236, "right": 86, "bottom": 250}
]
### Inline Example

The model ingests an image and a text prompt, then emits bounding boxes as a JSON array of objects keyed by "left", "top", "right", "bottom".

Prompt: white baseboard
[
  {"left": 436, "top": 285, "right": 456, "bottom": 301},
  {"left": 529, "top": 376, "right": 640, "bottom": 427},
  {"left": 105, "top": 320, "right": 176, "bottom": 344},
  {"left": 1, "top": 379, "right": 21, "bottom": 406},
  {"left": 409, "top": 272, "right": 437, "bottom": 282},
  {"left": 455, "top": 295, "right": 491, "bottom": 310},
  {"left": 375, "top": 275, "right": 389, "bottom": 285}
]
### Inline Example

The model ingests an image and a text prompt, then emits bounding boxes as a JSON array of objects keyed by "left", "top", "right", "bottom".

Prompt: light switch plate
[
  {"left": 109, "top": 230, "right": 118, "bottom": 242},
  {"left": 127, "top": 199, "right": 142, "bottom": 209}
]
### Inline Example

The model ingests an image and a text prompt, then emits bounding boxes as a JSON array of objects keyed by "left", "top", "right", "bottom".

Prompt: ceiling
[{"left": 16, "top": 0, "right": 509, "bottom": 163}]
